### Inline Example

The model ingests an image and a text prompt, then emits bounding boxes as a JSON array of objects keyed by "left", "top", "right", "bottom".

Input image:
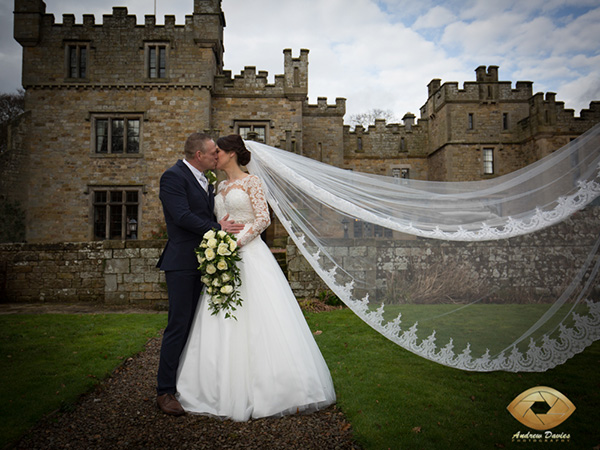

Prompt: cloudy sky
[{"left": 1, "top": 0, "right": 599, "bottom": 122}]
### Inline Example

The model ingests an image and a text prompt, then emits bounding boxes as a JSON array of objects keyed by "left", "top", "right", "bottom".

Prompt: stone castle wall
[
  {"left": 301, "top": 98, "right": 346, "bottom": 166},
  {"left": 18, "top": 5, "right": 223, "bottom": 88},
  {"left": 343, "top": 119, "right": 429, "bottom": 177},
  {"left": 16, "top": 86, "right": 212, "bottom": 243},
  {"left": 0, "top": 240, "right": 168, "bottom": 307}
]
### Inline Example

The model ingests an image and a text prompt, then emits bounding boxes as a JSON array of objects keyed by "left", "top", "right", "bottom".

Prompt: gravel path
[{"left": 14, "top": 333, "right": 359, "bottom": 450}]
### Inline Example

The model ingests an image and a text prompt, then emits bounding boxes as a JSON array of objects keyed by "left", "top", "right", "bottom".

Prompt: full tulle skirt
[{"left": 176, "top": 236, "right": 336, "bottom": 421}]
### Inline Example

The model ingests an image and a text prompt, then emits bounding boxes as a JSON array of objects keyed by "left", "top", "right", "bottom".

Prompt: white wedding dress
[{"left": 176, "top": 175, "right": 336, "bottom": 421}]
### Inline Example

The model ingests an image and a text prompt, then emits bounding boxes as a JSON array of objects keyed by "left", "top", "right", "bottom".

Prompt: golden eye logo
[{"left": 507, "top": 386, "right": 575, "bottom": 430}]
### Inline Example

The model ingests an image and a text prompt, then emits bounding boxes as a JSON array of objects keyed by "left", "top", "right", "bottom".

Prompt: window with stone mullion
[
  {"left": 94, "top": 117, "right": 140, "bottom": 154},
  {"left": 92, "top": 189, "right": 139, "bottom": 240},
  {"left": 68, "top": 44, "right": 87, "bottom": 79},
  {"left": 148, "top": 45, "right": 167, "bottom": 78}
]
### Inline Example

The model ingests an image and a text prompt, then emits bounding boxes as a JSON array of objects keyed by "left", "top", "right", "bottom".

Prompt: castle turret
[
  {"left": 194, "top": 0, "right": 222, "bottom": 14},
  {"left": 14, "top": 0, "right": 46, "bottom": 46},
  {"left": 191, "top": 0, "right": 225, "bottom": 71},
  {"left": 283, "top": 48, "right": 309, "bottom": 100},
  {"left": 475, "top": 65, "right": 499, "bottom": 82}
]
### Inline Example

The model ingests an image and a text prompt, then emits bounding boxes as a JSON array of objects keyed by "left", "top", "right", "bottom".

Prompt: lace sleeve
[{"left": 238, "top": 175, "right": 271, "bottom": 247}]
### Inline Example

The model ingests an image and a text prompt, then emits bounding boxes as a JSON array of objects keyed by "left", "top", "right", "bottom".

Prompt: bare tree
[
  {"left": 346, "top": 108, "right": 398, "bottom": 129},
  {"left": 0, "top": 89, "right": 25, "bottom": 124}
]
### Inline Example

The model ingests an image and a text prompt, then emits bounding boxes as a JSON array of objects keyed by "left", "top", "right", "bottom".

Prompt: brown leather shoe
[{"left": 157, "top": 393, "right": 185, "bottom": 416}]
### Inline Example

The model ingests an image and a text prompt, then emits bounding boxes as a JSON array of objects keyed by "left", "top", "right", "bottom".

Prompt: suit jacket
[{"left": 157, "top": 160, "right": 220, "bottom": 271}]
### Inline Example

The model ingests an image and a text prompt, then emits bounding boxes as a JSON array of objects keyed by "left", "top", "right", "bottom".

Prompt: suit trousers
[{"left": 156, "top": 269, "right": 203, "bottom": 395}]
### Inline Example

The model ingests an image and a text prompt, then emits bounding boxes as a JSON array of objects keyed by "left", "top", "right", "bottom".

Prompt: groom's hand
[{"left": 219, "top": 214, "right": 245, "bottom": 234}]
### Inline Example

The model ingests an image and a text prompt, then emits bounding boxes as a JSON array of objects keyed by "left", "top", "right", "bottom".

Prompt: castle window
[
  {"left": 91, "top": 187, "right": 141, "bottom": 240},
  {"left": 145, "top": 43, "right": 168, "bottom": 79},
  {"left": 503, "top": 113, "right": 509, "bottom": 130},
  {"left": 353, "top": 219, "right": 393, "bottom": 239},
  {"left": 357, "top": 137, "right": 363, "bottom": 152},
  {"left": 483, "top": 148, "right": 494, "bottom": 174},
  {"left": 66, "top": 43, "right": 88, "bottom": 79},
  {"left": 392, "top": 167, "right": 410, "bottom": 184},
  {"left": 468, "top": 113, "right": 474, "bottom": 130},
  {"left": 400, "top": 137, "right": 406, "bottom": 151},
  {"left": 93, "top": 115, "right": 141, "bottom": 155},
  {"left": 237, "top": 123, "right": 266, "bottom": 143}
]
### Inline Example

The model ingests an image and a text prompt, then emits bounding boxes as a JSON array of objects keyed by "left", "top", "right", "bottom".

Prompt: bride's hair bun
[{"left": 217, "top": 134, "right": 251, "bottom": 166}]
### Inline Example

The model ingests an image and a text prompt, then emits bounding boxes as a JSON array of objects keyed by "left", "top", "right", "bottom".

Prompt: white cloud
[
  {"left": 559, "top": 72, "right": 600, "bottom": 112},
  {"left": 412, "top": 6, "right": 457, "bottom": 29}
]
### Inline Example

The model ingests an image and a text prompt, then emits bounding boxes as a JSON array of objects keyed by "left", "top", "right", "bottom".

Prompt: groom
[{"left": 156, "top": 132, "right": 243, "bottom": 415}]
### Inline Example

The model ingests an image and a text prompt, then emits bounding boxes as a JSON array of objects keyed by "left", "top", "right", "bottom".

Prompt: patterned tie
[{"left": 198, "top": 173, "right": 208, "bottom": 192}]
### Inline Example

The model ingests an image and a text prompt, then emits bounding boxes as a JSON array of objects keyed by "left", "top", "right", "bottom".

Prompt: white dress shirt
[{"left": 182, "top": 159, "right": 208, "bottom": 192}]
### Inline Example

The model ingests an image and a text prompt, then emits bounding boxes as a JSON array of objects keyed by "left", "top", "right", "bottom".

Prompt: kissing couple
[{"left": 156, "top": 132, "right": 336, "bottom": 420}]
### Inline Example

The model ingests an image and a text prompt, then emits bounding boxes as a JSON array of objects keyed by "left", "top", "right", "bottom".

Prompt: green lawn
[
  {"left": 306, "top": 308, "right": 600, "bottom": 450},
  {"left": 1, "top": 309, "right": 598, "bottom": 450},
  {"left": 0, "top": 314, "right": 166, "bottom": 448}
]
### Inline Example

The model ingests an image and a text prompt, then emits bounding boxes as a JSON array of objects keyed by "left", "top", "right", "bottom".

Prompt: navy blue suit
[{"left": 156, "top": 160, "right": 220, "bottom": 395}]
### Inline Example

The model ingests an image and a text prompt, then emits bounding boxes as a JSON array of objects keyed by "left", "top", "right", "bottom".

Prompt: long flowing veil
[{"left": 245, "top": 123, "right": 600, "bottom": 372}]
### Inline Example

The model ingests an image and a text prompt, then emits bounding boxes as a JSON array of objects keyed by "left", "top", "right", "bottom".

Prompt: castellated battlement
[
  {"left": 302, "top": 97, "right": 346, "bottom": 117},
  {"left": 214, "top": 49, "right": 310, "bottom": 100},
  {"left": 14, "top": 0, "right": 225, "bottom": 88},
  {"left": 425, "top": 66, "right": 534, "bottom": 114},
  {"left": 525, "top": 92, "right": 600, "bottom": 133},
  {"left": 214, "top": 67, "right": 283, "bottom": 93},
  {"left": 345, "top": 113, "right": 422, "bottom": 135}
]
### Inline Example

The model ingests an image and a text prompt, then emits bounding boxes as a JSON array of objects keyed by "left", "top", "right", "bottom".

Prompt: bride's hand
[{"left": 219, "top": 214, "right": 245, "bottom": 234}]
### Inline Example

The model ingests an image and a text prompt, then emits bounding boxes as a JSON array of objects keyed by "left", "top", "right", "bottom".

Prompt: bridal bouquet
[{"left": 196, "top": 229, "right": 242, "bottom": 319}]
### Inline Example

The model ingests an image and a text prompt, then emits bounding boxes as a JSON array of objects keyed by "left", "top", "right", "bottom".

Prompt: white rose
[
  {"left": 196, "top": 254, "right": 205, "bottom": 264},
  {"left": 217, "top": 242, "right": 231, "bottom": 256},
  {"left": 207, "top": 238, "right": 218, "bottom": 249},
  {"left": 220, "top": 285, "right": 234, "bottom": 295},
  {"left": 212, "top": 278, "right": 221, "bottom": 287},
  {"left": 203, "top": 230, "right": 216, "bottom": 240},
  {"left": 212, "top": 296, "right": 224, "bottom": 304},
  {"left": 217, "top": 260, "right": 228, "bottom": 271},
  {"left": 201, "top": 276, "right": 211, "bottom": 284},
  {"left": 206, "top": 264, "right": 216, "bottom": 274},
  {"left": 221, "top": 273, "right": 231, "bottom": 283},
  {"left": 205, "top": 248, "right": 215, "bottom": 261},
  {"left": 229, "top": 240, "right": 237, "bottom": 252},
  {"left": 217, "top": 230, "right": 227, "bottom": 239}
]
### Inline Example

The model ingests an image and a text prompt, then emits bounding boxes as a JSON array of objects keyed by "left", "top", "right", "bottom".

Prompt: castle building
[
  {"left": 3, "top": 0, "right": 600, "bottom": 244},
  {"left": 343, "top": 66, "right": 600, "bottom": 181}
]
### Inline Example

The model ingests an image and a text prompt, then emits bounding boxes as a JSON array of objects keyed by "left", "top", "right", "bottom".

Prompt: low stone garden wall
[
  {"left": 1, "top": 207, "right": 599, "bottom": 308},
  {"left": 0, "top": 240, "right": 168, "bottom": 309}
]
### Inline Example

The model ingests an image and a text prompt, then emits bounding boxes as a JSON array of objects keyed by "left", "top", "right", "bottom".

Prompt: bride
[{"left": 176, "top": 134, "right": 336, "bottom": 421}]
